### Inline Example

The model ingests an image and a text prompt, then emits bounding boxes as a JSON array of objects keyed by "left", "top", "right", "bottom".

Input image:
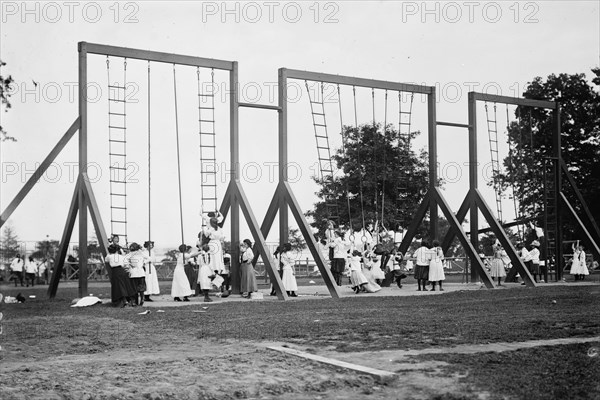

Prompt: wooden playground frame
[{"left": 2, "top": 42, "right": 599, "bottom": 298}]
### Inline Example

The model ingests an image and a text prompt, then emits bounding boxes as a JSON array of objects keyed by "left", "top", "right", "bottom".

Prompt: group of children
[
  {"left": 8, "top": 255, "right": 50, "bottom": 287},
  {"left": 105, "top": 236, "right": 160, "bottom": 307}
]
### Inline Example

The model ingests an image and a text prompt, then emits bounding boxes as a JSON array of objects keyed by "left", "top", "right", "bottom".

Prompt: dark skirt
[
  {"left": 413, "top": 264, "right": 429, "bottom": 280},
  {"left": 110, "top": 266, "right": 135, "bottom": 306},
  {"left": 331, "top": 258, "right": 346, "bottom": 273},
  {"left": 240, "top": 262, "right": 258, "bottom": 293},
  {"left": 130, "top": 277, "right": 147, "bottom": 292},
  {"left": 184, "top": 264, "right": 198, "bottom": 291}
]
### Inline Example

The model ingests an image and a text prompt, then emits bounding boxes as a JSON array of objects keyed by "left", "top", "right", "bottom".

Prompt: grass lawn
[{"left": 0, "top": 282, "right": 598, "bottom": 399}]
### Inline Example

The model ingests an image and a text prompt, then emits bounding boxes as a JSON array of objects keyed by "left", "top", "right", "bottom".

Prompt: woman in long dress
[
  {"left": 171, "top": 244, "right": 194, "bottom": 301},
  {"left": 280, "top": 243, "right": 298, "bottom": 297},
  {"left": 428, "top": 240, "right": 446, "bottom": 291},
  {"left": 489, "top": 240, "right": 507, "bottom": 286},
  {"left": 143, "top": 241, "right": 160, "bottom": 302},
  {"left": 240, "top": 239, "right": 258, "bottom": 297}
]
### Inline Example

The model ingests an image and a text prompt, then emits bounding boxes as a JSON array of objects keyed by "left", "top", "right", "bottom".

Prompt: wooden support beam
[
  {"left": 282, "top": 182, "right": 339, "bottom": 298},
  {"left": 235, "top": 181, "right": 288, "bottom": 301},
  {"left": 398, "top": 192, "right": 431, "bottom": 255},
  {"left": 471, "top": 92, "right": 556, "bottom": 109},
  {"left": 284, "top": 68, "right": 433, "bottom": 94},
  {"left": 473, "top": 190, "right": 535, "bottom": 287},
  {"left": 1, "top": 118, "right": 80, "bottom": 228},
  {"left": 560, "top": 192, "right": 600, "bottom": 257},
  {"left": 81, "top": 174, "right": 109, "bottom": 258},
  {"left": 434, "top": 188, "right": 495, "bottom": 288},
  {"left": 441, "top": 193, "right": 470, "bottom": 253},
  {"left": 83, "top": 42, "right": 234, "bottom": 70},
  {"left": 48, "top": 181, "right": 80, "bottom": 298},
  {"left": 560, "top": 160, "right": 600, "bottom": 245}
]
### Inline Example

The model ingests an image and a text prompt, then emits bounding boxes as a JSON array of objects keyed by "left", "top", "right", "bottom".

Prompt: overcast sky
[{"left": 1, "top": 1, "right": 599, "bottom": 252}]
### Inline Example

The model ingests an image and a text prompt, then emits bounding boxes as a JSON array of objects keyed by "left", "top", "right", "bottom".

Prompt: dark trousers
[{"left": 13, "top": 271, "right": 24, "bottom": 286}]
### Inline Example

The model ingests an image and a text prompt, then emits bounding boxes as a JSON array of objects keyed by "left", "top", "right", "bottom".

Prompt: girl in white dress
[
  {"left": 171, "top": 244, "right": 194, "bottom": 301},
  {"left": 571, "top": 241, "right": 589, "bottom": 280},
  {"left": 490, "top": 241, "right": 507, "bottom": 286},
  {"left": 125, "top": 243, "right": 148, "bottom": 306},
  {"left": 197, "top": 245, "right": 214, "bottom": 302},
  {"left": 280, "top": 243, "right": 298, "bottom": 297},
  {"left": 361, "top": 252, "right": 382, "bottom": 293},
  {"left": 428, "top": 240, "right": 446, "bottom": 291},
  {"left": 348, "top": 250, "right": 368, "bottom": 294},
  {"left": 143, "top": 241, "right": 160, "bottom": 302}
]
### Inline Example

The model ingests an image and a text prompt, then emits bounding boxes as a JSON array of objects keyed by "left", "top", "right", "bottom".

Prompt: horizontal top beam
[
  {"left": 471, "top": 92, "right": 556, "bottom": 109},
  {"left": 80, "top": 42, "right": 235, "bottom": 71},
  {"left": 281, "top": 68, "right": 434, "bottom": 94}
]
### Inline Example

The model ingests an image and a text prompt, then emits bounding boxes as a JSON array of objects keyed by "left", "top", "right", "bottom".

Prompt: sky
[{"left": 1, "top": 0, "right": 599, "bottom": 253}]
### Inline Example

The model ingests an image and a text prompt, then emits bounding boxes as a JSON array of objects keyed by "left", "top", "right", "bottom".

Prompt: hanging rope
[
  {"left": 147, "top": 61, "right": 152, "bottom": 254},
  {"left": 173, "top": 64, "right": 185, "bottom": 246},
  {"left": 506, "top": 105, "right": 523, "bottom": 241},
  {"left": 380, "top": 90, "right": 388, "bottom": 231},
  {"left": 337, "top": 84, "right": 353, "bottom": 227},
  {"left": 371, "top": 88, "right": 378, "bottom": 227},
  {"left": 352, "top": 86, "right": 366, "bottom": 231}
]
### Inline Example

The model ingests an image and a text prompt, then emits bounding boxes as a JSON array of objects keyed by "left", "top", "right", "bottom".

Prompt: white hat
[{"left": 531, "top": 240, "right": 541, "bottom": 247}]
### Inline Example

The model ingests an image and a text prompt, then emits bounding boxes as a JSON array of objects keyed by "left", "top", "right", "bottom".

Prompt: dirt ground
[{"left": 1, "top": 280, "right": 599, "bottom": 399}]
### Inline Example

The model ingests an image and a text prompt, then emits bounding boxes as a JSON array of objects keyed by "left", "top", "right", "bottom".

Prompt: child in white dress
[
  {"left": 428, "top": 240, "right": 446, "bottom": 291},
  {"left": 280, "top": 243, "right": 298, "bottom": 297},
  {"left": 197, "top": 245, "right": 214, "bottom": 302},
  {"left": 143, "top": 241, "right": 160, "bottom": 302},
  {"left": 361, "top": 252, "right": 382, "bottom": 293},
  {"left": 570, "top": 241, "right": 589, "bottom": 281},
  {"left": 171, "top": 244, "right": 194, "bottom": 301},
  {"left": 348, "top": 250, "right": 368, "bottom": 294}
]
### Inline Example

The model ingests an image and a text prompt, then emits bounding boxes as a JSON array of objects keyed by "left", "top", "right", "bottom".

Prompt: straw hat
[{"left": 531, "top": 240, "right": 541, "bottom": 247}]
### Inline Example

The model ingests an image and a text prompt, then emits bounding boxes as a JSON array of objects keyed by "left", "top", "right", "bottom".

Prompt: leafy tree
[
  {"left": 31, "top": 239, "right": 59, "bottom": 260},
  {"left": 162, "top": 249, "right": 180, "bottom": 262},
  {"left": 307, "top": 123, "right": 439, "bottom": 239},
  {"left": 0, "top": 60, "right": 15, "bottom": 142},
  {"left": 0, "top": 224, "right": 21, "bottom": 259},
  {"left": 287, "top": 228, "right": 307, "bottom": 252},
  {"left": 494, "top": 69, "right": 600, "bottom": 239}
]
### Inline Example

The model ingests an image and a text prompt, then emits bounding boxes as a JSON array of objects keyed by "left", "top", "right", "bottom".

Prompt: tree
[
  {"left": 31, "top": 239, "right": 60, "bottom": 260},
  {"left": 0, "top": 59, "right": 15, "bottom": 142},
  {"left": 287, "top": 228, "right": 307, "bottom": 252},
  {"left": 0, "top": 224, "right": 21, "bottom": 260},
  {"left": 495, "top": 69, "right": 600, "bottom": 236},
  {"left": 162, "top": 249, "right": 180, "bottom": 262},
  {"left": 307, "top": 123, "right": 438, "bottom": 239}
]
